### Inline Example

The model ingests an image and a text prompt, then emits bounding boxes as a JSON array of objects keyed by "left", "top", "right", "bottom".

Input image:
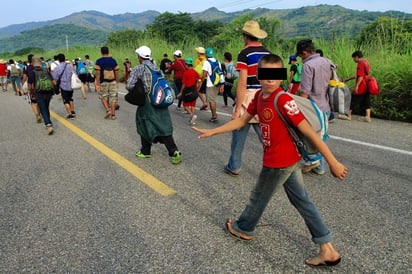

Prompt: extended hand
[
  {"left": 191, "top": 126, "right": 213, "bottom": 139},
  {"left": 330, "top": 162, "right": 348, "bottom": 180}
]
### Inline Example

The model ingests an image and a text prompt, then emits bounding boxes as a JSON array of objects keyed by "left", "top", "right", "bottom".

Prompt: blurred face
[
  {"left": 258, "top": 62, "right": 283, "bottom": 93},
  {"left": 297, "top": 51, "right": 310, "bottom": 60}
]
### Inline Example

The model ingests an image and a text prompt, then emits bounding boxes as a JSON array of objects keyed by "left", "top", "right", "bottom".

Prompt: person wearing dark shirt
[{"left": 160, "top": 53, "right": 171, "bottom": 73}]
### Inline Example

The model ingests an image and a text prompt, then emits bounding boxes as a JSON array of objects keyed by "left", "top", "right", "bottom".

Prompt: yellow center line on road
[{"left": 50, "top": 110, "right": 176, "bottom": 197}]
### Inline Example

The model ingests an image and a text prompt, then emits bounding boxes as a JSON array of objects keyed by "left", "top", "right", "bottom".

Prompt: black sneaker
[
  {"left": 71, "top": 111, "right": 76, "bottom": 117},
  {"left": 67, "top": 114, "right": 75, "bottom": 119},
  {"left": 209, "top": 117, "right": 218, "bottom": 123}
]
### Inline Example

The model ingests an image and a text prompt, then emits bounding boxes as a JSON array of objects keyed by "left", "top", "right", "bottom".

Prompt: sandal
[
  {"left": 104, "top": 110, "right": 111, "bottom": 119},
  {"left": 200, "top": 104, "right": 208, "bottom": 111},
  {"left": 225, "top": 218, "right": 253, "bottom": 241},
  {"left": 224, "top": 165, "right": 240, "bottom": 176},
  {"left": 305, "top": 257, "right": 341, "bottom": 267},
  {"left": 111, "top": 115, "right": 117, "bottom": 120}
]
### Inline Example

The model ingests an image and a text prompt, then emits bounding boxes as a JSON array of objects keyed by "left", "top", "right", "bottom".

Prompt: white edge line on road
[{"left": 329, "top": 135, "right": 412, "bottom": 156}]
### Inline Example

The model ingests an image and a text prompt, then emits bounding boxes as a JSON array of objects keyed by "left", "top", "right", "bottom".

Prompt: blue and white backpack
[
  {"left": 77, "top": 62, "right": 88, "bottom": 75},
  {"left": 208, "top": 60, "right": 225, "bottom": 86},
  {"left": 144, "top": 64, "right": 174, "bottom": 108}
]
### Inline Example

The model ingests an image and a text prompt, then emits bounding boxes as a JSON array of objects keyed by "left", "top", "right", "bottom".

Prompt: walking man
[
  {"left": 95, "top": 46, "right": 119, "bottom": 120},
  {"left": 53, "top": 53, "right": 76, "bottom": 119},
  {"left": 296, "top": 39, "right": 334, "bottom": 175},
  {"left": 224, "top": 20, "right": 271, "bottom": 176}
]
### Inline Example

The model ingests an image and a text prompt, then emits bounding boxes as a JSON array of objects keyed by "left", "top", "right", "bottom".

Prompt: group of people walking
[
  {"left": 8, "top": 18, "right": 379, "bottom": 268},
  {"left": 15, "top": 47, "right": 119, "bottom": 135},
  {"left": 121, "top": 19, "right": 352, "bottom": 268}
]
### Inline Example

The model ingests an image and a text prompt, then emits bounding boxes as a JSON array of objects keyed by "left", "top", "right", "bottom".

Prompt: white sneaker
[{"left": 189, "top": 114, "right": 197, "bottom": 125}]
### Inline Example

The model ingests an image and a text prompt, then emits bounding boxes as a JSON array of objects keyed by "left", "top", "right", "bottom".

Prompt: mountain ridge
[{"left": 0, "top": 5, "right": 410, "bottom": 52}]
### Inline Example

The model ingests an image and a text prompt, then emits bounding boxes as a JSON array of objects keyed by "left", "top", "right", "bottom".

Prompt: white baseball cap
[
  {"left": 173, "top": 50, "right": 182, "bottom": 57},
  {"left": 136, "top": 46, "right": 151, "bottom": 59}
]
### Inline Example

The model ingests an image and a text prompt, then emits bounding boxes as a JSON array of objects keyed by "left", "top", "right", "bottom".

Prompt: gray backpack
[
  {"left": 329, "top": 64, "right": 351, "bottom": 115},
  {"left": 274, "top": 91, "right": 328, "bottom": 162}
]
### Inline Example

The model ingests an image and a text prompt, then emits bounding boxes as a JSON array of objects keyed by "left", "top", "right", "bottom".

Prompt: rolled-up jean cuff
[
  {"left": 312, "top": 231, "right": 333, "bottom": 244},
  {"left": 232, "top": 220, "right": 255, "bottom": 237}
]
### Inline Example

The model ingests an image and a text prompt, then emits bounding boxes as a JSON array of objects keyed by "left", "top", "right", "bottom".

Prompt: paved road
[{"left": 1, "top": 84, "right": 411, "bottom": 273}]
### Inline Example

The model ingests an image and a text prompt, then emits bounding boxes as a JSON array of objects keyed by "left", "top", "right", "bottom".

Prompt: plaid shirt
[{"left": 126, "top": 60, "right": 160, "bottom": 93}]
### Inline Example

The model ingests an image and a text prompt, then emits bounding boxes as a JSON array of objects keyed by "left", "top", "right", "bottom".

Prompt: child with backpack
[
  {"left": 74, "top": 58, "right": 88, "bottom": 99},
  {"left": 222, "top": 52, "right": 237, "bottom": 108},
  {"left": 192, "top": 54, "right": 347, "bottom": 267},
  {"left": 288, "top": 54, "right": 301, "bottom": 95},
  {"left": 178, "top": 58, "right": 200, "bottom": 125}
]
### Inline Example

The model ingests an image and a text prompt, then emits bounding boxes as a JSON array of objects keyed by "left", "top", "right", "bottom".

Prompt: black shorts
[
  {"left": 87, "top": 73, "right": 95, "bottom": 83},
  {"left": 78, "top": 73, "right": 88, "bottom": 84},
  {"left": 61, "top": 89, "right": 74, "bottom": 104},
  {"left": 350, "top": 93, "right": 371, "bottom": 112}
]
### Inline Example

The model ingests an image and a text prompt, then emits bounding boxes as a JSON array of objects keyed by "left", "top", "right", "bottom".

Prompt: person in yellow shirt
[{"left": 193, "top": 47, "right": 208, "bottom": 110}]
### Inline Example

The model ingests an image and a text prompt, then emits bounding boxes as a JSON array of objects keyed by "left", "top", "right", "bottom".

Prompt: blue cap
[{"left": 288, "top": 54, "right": 297, "bottom": 64}]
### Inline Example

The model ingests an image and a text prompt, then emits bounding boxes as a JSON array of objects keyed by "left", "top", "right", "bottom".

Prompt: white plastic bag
[{"left": 71, "top": 73, "right": 82, "bottom": 89}]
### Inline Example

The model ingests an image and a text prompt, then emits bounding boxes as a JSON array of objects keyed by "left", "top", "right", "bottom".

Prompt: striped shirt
[{"left": 236, "top": 42, "right": 271, "bottom": 89}]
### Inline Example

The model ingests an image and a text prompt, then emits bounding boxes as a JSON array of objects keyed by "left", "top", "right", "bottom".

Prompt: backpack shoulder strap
[
  {"left": 359, "top": 61, "right": 369, "bottom": 76},
  {"left": 274, "top": 91, "right": 301, "bottom": 143}
]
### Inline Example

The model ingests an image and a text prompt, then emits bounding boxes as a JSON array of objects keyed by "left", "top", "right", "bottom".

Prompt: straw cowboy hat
[
  {"left": 195, "top": 47, "right": 206, "bottom": 54},
  {"left": 0, "top": 59, "right": 6, "bottom": 63},
  {"left": 238, "top": 20, "right": 267, "bottom": 39}
]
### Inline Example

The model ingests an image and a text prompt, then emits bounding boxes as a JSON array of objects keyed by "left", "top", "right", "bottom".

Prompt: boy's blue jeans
[
  {"left": 232, "top": 163, "right": 333, "bottom": 244},
  {"left": 226, "top": 123, "right": 262, "bottom": 172}
]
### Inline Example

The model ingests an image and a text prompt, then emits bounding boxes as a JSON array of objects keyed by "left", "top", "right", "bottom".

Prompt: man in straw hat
[{"left": 224, "top": 20, "right": 271, "bottom": 176}]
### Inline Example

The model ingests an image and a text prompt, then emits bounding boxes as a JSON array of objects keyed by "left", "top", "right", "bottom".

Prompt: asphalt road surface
[{"left": 1, "top": 84, "right": 411, "bottom": 273}]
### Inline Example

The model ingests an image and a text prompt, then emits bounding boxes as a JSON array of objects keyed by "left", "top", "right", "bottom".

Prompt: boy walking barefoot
[{"left": 192, "top": 54, "right": 348, "bottom": 267}]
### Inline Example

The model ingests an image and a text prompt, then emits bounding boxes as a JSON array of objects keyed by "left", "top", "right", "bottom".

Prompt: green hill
[{"left": 0, "top": 5, "right": 410, "bottom": 53}]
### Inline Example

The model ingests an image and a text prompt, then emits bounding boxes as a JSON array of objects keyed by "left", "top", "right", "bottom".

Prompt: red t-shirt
[
  {"left": 182, "top": 68, "right": 199, "bottom": 87},
  {"left": 247, "top": 88, "right": 305, "bottom": 168},
  {"left": 356, "top": 59, "right": 370, "bottom": 94},
  {"left": 0, "top": 63, "right": 7, "bottom": 76},
  {"left": 167, "top": 59, "right": 186, "bottom": 80}
]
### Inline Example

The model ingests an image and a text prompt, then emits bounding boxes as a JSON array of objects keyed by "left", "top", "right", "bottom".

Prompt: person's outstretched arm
[{"left": 193, "top": 112, "right": 253, "bottom": 139}]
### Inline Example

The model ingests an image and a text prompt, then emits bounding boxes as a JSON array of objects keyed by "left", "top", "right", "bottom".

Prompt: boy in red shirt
[
  {"left": 178, "top": 58, "right": 199, "bottom": 124},
  {"left": 193, "top": 54, "right": 348, "bottom": 268}
]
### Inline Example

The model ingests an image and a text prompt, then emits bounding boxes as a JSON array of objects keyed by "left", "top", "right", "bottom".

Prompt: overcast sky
[{"left": 1, "top": 0, "right": 411, "bottom": 28}]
